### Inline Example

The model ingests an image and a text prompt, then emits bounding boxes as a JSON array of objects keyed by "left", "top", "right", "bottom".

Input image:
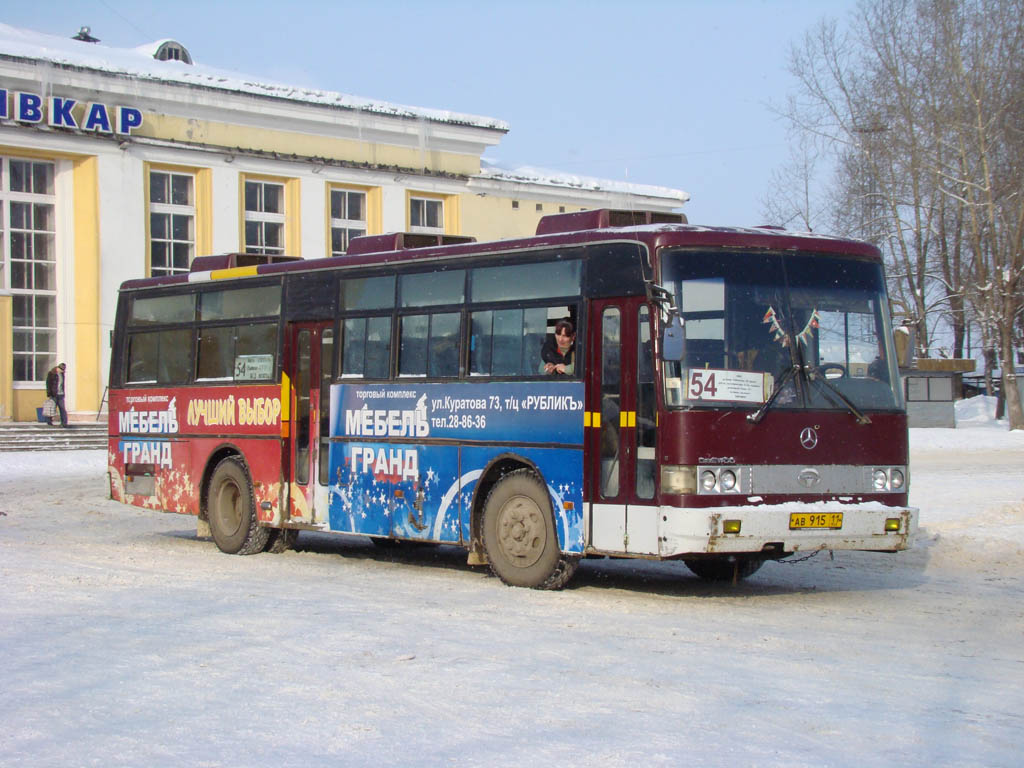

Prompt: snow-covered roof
[
  {"left": 0, "top": 23, "right": 509, "bottom": 131},
  {"left": 134, "top": 39, "right": 193, "bottom": 65},
  {"left": 477, "top": 160, "right": 689, "bottom": 204}
]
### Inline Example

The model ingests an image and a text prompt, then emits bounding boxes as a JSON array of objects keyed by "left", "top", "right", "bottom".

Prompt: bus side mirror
[{"left": 662, "top": 316, "right": 683, "bottom": 361}]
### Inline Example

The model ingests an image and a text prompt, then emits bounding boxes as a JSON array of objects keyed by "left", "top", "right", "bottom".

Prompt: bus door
[
  {"left": 586, "top": 298, "right": 660, "bottom": 555},
  {"left": 284, "top": 322, "right": 333, "bottom": 525}
]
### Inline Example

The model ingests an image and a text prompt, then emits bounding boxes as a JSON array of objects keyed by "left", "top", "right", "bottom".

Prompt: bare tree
[
  {"left": 770, "top": 0, "right": 1024, "bottom": 428},
  {"left": 760, "top": 133, "right": 829, "bottom": 231},
  {"left": 931, "top": 0, "right": 1024, "bottom": 424}
]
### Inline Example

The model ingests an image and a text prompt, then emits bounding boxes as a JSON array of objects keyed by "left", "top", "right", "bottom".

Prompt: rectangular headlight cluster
[
  {"left": 697, "top": 466, "right": 751, "bottom": 494},
  {"left": 867, "top": 466, "right": 907, "bottom": 493}
]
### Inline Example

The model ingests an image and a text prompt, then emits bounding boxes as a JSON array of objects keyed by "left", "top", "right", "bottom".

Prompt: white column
[{"left": 210, "top": 164, "right": 240, "bottom": 254}]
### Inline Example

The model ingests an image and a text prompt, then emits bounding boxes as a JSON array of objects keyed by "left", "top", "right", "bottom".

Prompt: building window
[
  {"left": 906, "top": 376, "right": 954, "bottom": 402},
  {"left": 330, "top": 188, "right": 366, "bottom": 255},
  {"left": 2, "top": 157, "right": 57, "bottom": 382},
  {"left": 244, "top": 179, "right": 285, "bottom": 255},
  {"left": 410, "top": 196, "right": 444, "bottom": 234},
  {"left": 153, "top": 41, "right": 193, "bottom": 64},
  {"left": 149, "top": 170, "right": 195, "bottom": 276}
]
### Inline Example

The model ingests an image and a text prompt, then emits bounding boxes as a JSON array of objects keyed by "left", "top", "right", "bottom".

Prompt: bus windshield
[{"left": 660, "top": 249, "right": 902, "bottom": 413}]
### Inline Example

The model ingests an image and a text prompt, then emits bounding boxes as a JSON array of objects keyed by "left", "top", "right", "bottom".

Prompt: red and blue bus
[{"left": 108, "top": 209, "right": 917, "bottom": 588}]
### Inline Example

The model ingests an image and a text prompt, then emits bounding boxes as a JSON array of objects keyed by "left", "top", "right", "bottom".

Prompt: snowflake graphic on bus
[{"left": 327, "top": 382, "right": 585, "bottom": 552}]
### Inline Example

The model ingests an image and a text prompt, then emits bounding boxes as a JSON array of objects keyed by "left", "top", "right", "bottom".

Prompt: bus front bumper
[{"left": 657, "top": 501, "right": 919, "bottom": 557}]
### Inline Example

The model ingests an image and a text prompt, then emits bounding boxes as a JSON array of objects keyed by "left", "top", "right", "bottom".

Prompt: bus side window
[
  {"left": 399, "top": 312, "right": 460, "bottom": 378},
  {"left": 469, "top": 306, "right": 558, "bottom": 377},
  {"left": 342, "top": 316, "right": 392, "bottom": 379},
  {"left": 126, "top": 328, "right": 192, "bottom": 384}
]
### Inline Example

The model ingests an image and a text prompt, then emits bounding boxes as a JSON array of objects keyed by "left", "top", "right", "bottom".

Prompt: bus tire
[
  {"left": 482, "top": 469, "right": 576, "bottom": 590},
  {"left": 207, "top": 456, "right": 270, "bottom": 555},
  {"left": 264, "top": 528, "right": 298, "bottom": 554},
  {"left": 684, "top": 556, "right": 764, "bottom": 582}
]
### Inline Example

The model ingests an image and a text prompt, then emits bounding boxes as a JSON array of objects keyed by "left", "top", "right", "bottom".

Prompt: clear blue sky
[{"left": 7, "top": 0, "right": 856, "bottom": 226}]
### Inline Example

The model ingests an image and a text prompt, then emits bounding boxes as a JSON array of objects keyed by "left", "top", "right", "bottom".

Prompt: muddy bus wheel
[
  {"left": 208, "top": 457, "right": 269, "bottom": 555},
  {"left": 684, "top": 556, "right": 764, "bottom": 582},
  {"left": 482, "top": 469, "right": 576, "bottom": 589}
]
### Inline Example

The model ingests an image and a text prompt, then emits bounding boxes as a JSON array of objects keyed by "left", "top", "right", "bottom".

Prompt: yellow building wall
[
  {"left": 460, "top": 194, "right": 588, "bottom": 241},
  {"left": 12, "top": 390, "right": 41, "bottom": 422},
  {"left": 72, "top": 155, "right": 102, "bottom": 415},
  {"left": 139, "top": 115, "right": 481, "bottom": 177}
]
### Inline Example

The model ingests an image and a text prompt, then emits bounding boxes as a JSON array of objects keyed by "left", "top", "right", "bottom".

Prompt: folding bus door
[
  {"left": 284, "top": 321, "right": 333, "bottom": 525},
  {"left": 586, "top": 298, "right": 660, "bottom": 555}
]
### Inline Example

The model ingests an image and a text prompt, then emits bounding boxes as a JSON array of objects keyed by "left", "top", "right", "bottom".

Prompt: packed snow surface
[{"left": 1, "top": 398, "right": 1022, "bottom": 767}]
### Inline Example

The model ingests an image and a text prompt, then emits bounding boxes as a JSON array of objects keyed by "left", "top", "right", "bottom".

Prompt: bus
[{"left": 107, "top": 209, "right": 918, "bottom": 589}]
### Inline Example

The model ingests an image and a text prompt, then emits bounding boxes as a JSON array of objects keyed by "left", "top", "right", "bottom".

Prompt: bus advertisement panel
[
  {"left": 328, "top": 381, "right": 585, "bottom": 550},
  {"left": 108, "top": 385, "right": 283, "bottom": 515}
]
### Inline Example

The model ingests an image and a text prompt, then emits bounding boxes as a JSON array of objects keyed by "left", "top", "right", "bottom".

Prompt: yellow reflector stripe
[
  {"left": 280, "top": 372, "right": 291, "bottom": 437},
  {"left": 210, "top": 265, "right": 259, "bottom": 280}
]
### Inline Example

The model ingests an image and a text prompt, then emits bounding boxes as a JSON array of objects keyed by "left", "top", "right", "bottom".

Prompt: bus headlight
[
  {"left": 701, "top": 470, "right": 718, "bottom": 491},
  {"left": 872, "top": 469, "right": 888, "bottom": 490},
  {"left": 890, "top": 469, "right": 905, "bottom": 489},
  {"left": 661, "top": 465, "right": 697, "bottom": 495},
  {"left": 719, "top": 470, "right": 737, "bottom": 491}
]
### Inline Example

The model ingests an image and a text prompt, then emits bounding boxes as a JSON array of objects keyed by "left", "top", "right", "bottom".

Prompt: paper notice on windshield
[{"left": 687, "top": 369, "right": 771, "bottom": 403}]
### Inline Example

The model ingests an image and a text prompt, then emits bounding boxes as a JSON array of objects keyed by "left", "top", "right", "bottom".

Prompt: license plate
[{"left": 789, "top": 512, "right": 843, "bottom": 529}]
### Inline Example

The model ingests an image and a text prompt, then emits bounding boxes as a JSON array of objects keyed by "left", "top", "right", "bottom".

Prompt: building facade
[{"left": 0, "top": 24, "right": 687, "bottom": 422}]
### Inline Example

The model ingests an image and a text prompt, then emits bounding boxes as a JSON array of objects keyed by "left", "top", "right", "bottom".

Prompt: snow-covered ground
[{"left": 1, "top": 398, "right": 1022, "bottom": 767}]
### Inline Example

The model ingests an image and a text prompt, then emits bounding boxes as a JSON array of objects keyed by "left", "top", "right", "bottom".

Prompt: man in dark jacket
[{"left": 45, "top": 362, "right": 68, "bottom": 427}]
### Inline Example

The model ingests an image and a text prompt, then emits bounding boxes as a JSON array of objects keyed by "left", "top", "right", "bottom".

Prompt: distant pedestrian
[{"left": 45, "top": 362, "right": 68, "bottom": 428}]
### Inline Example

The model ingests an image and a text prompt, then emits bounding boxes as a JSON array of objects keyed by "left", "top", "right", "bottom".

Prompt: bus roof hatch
[
  {"left": 345, "top": 232, "right": 476, "bottom": 255},
  {"left": 535, "top": 208, "right": 686, "bottom": 236}
]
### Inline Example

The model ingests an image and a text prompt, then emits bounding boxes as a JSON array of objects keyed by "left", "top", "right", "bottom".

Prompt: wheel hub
[
  {"left": 496, "top": 494, "right": 545, "bottom": 567},
  {"left": 215, "top": 482, "right": 243, "bottom": 537}
]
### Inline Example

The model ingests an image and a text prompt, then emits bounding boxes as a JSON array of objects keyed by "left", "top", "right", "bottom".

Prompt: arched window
[{"left": 154, "top": 41, "right": 193, "bottom": 65}]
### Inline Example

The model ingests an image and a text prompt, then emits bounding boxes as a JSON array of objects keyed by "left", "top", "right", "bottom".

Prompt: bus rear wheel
[
  {"left": 684, "top": 556, "right": 764, "bottom": 582},
  {"left": 208, "top": 456, "right": 269, "bottom": 555},
  {"left": 482, "top": 469, "right": 577, "bottom": 590}
]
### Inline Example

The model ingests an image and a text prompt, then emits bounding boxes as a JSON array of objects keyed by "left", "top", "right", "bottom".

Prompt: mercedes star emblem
[{"left": 800, "top": 426, "right": 818, "bottom": 450}]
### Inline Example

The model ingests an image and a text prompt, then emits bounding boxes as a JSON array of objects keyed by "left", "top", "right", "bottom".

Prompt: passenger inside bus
[{"left": 540, "top": 320, "right": 576, "bottom": 375}]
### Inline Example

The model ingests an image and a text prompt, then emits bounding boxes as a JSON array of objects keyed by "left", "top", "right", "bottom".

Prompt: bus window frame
[
  {"left": 332, "top": 250, "right": 589, "bottom": 384},
  {"left": 116, "top": 277, "right": 284, "bottom": 388}
]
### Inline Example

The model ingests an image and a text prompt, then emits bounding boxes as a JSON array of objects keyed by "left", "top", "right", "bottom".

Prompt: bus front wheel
[
  {"left": 482, "top": 469, "right": 577, "bottom": 590},
  {"left": 207, "top": 456, "right": 270, "bottom": 555}
]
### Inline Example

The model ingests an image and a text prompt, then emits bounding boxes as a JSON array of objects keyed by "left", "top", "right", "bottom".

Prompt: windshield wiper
[
  {"left": 805, "top": 367, "right": 872, "bottom": 425},
  {"left": 747, "top": 364, "right": 800, "bottom": 424},
  {"left": 747, "top": 364, "right": 872, "bottom": 425}
]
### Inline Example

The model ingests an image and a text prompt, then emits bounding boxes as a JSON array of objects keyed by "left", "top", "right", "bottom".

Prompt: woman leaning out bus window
[{"left": 541, "top": 320, "right": 576, "bottom": 375}]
